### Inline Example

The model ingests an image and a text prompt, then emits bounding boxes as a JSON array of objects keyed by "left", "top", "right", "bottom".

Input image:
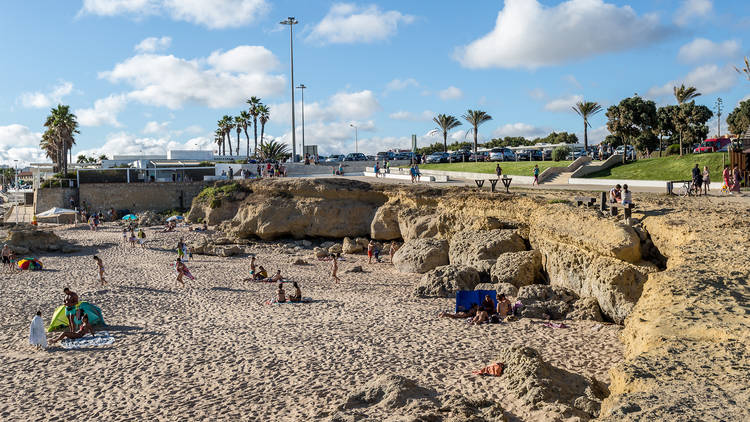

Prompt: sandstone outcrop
[
  {"left": 370, "top": 204, "right": 401, "bottom": 240},
  {"left": 3, "top": 227, "right": 76, "bottom": 254},
  {"left": 517, "top": 285, "right": 578, "bottom": 320},
  {"left": 392, "top": 238, "right": 449, "bottom": 274},
  {"left": 190, "top": 237, "right": 246, "bottom": 257},
  {"left": 414, "top": 265, "right": 480, "bottom": 298},
  {"left": 474, "top": 282, "right": 518, "bottom": 298},
  {"left": 448, "top": 229, "right": 526, "bottom": 273},
  {"left": 342, "top": 237, "right": 362, "bottom": 254},
  {"left": 490, "top": 250, "right": 543, "bottom": 287}
]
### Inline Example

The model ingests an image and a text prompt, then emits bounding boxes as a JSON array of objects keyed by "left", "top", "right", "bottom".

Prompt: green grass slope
[{"left": 585, "top": 152, "right": 727, "bottom": 181}]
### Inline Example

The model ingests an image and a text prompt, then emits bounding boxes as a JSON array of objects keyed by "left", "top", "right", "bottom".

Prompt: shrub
[
  {"left": 552, "top": 146, "right": 572, "bottom": 161},
  {"left": 209, "top": 199, "right": 222, "bottom": 209},
  {"left": 666, "top": 144, "right": 680, "bottom": 155}
]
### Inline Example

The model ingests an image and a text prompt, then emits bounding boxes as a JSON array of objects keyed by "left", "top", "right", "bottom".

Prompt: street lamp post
[
  {"left": 350, "top": 124, "right": 358, "bottom": 153},
  {"left": 296, "top": 83, "right": 306, "bottom": 159},
  {"left": 280, "top": 17, "right": 299, "bottom": 162},
  {"left": 14, "top": 160, "right": 18, "bottom": 190}
]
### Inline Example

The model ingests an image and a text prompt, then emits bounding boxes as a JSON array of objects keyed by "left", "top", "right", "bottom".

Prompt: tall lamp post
[
  {"left": 280, "top": 17, "right": 299, "bottom": 162},
  {"left": 13, "top": 160, "right": 18, "bottom": 190},
  {"left": 296, "top": 83, "right": 306, "bottom": 159},
  {"left": 350, "top": 124, "right": 358, "bottom": 154}
]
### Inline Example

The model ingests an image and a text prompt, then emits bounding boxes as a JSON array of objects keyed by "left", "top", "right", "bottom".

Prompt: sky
[{"left": 1, "top": 0, "right": 749, "bottom": 165}]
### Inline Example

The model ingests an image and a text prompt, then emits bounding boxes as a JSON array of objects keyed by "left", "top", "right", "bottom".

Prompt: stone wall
[{"left": 33, "top": 187, "right": 77, "bottom": 214}]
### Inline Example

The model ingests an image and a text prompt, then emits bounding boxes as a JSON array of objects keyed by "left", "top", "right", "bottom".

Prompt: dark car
[
  {"left": 345, "top": 152, "right": 367, "bottom": 161},
  {"left": 530, "top": 150, "right": 543, "bottom": 161},
  {"left": 515, "top": 150, "right": 530, "bottom": 160},
  {"left": 425, "top": 152, "right": 449, "bottom": 164}
]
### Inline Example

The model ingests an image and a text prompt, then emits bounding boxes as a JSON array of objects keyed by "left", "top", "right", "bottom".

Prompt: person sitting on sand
[
  {"left": 49, "top": 313, "right": 95, "bottom": 345},
  {"left": 439, "top": 304, "right": 479, "bottom": 319},
  {"left": 277, "top": 283, "right": 286, "bottom": 303},
  {"left": 253, "top": 265, "right": 268, "bottom": 281},
  {"left": 288, "top": 282, "right": 302, "bottom": 302},
  {"left": 496, "top": 294, "right": 512, "bottom": 318},
  {"left": 471, "top": 295, "right": 497, "bottom": 325},
  {"left": 63, "top": 287, "right": 78, "bottom": 332},
  {"left": 268, "top": 269, "right": 283, "bottom": 283},
  {"left": 609, "top": 184, "right": 622, "bottom": 204},
  {"left": 93, "top": 255, "right": 106, "bottom": 286}
]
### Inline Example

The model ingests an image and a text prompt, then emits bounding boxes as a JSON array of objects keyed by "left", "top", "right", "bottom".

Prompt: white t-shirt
[{"left": 622, "top": 190, "right": 632, "bottom": 204}]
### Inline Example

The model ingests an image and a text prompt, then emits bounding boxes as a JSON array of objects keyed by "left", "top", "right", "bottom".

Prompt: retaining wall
[
  {"left": 33, "top": 187, "right": 77, "bottom": 214},
  {"left": 570, "top": 154, "right": 624, "bottom": 178}
]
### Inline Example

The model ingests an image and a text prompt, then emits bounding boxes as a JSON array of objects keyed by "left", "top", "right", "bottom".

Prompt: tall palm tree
[
  {"left": 432, "top": 114, "right": 462, "bottom": 152},
  {"left": 234, "top": 115, "right": 244, "bottom": 157},
  {"left": 246, "top": 96, "right": 262, "bottom": 157},
  {"left": 257, "top": 104, "right": 270, "bottom": 154},
  {"left": 673, "top": 84, "right": 701, "bottom": 104},
  {"left": 43, "top": 104, "right": 78, "bottom": 175},
  {"left": 214, "top": 130, "right": 224, "bottom": 155},
  {"left": 220, "top": 115, "right": 234, "bottom": 156},
  {"left": 239, "top": 110, "right": 252, "bottom": 158},
  {"left": 572, "top": 101, "right": 603, "bottom": 152},
  {"left": 40, "top": 130, "right": 61, "bottom": 171},
  {"left": 462, "top": 110, "right": 493, "bottom": 162}
]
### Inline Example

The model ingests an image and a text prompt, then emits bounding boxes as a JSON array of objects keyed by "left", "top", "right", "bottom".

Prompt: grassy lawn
[
  {"left": 585, "top": 152, "right": 728, "bottom": 180},
  {"left": 412, "top": 161, "right": 573, "bottom": 175}
]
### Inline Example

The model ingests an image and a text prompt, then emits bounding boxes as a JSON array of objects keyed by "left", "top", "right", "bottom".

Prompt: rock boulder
[
  {"left": 490, "top": 250, "right": 543, "bottom": 287},
  {"left": 370, "top": 204, "right": 402, "bottom": 240},
  {"left": 414, "top": 265, "right": 480, "bottom": 298},
  {"left": 342, "top": 237, "right": 362, "bottom": 254},
  {"left": 392, "top": 238, "right": 449, "bottom": 274},
  {"left": 449, "top": 229, "right": 526, "bottom": 273},
  {"left": 474, "top": 282, "right": 519, "bottom": 298}
]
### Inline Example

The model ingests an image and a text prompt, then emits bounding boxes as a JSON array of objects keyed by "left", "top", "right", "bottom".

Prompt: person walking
[
  {"left": 732, "top": 165, "right": 742, "bottom": 193},
  {"left": 495, "top": 164, "right": 502, "bottom": 178},
  {"left": 532, "top": 164, "right": 540, "bottom": 186},
  {"left": 93, "top": 255, "right": 106, "bottom": 286}
]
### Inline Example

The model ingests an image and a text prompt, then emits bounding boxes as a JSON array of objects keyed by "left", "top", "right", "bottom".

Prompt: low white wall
[
  {"left": 568, "top": 177, "right": 724, "bottom": 190},
  {"left": 363, "top": 172, "right": 438, "bottom": 183}
]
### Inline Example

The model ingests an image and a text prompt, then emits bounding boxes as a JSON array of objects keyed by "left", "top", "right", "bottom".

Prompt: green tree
[
  {"left": 535, "top": 131, "right": 578, "bottom": 145},
  {"left": 432, "top": 114, "right": 462, "bottom": 152},
  {"left": 572, "top": 101, "right": 603, "bottom": 151},
  {"left": 98, "top": 154, "right": 109, "bottom": 161},
  {"left": 606, "top": 96, "right": 658, "bottom": 162},
  {"left": 656, "top": 106, "right": 678, "bottom": 157},
  {"left": 674, "top": 102, "right": 713, "bottom": 153},
  {"left": 603, "top": 134, "right": 623, "bottom": 148},
  {"left": 257, "top": 104, "right": 270, "bottom": 154},
  {"left": 238, "top": 110, "right": 252, "bottom": 158},
  {"left": 673, "top": 84, "right": 701, "bottom": 104},
  {"left": 219, "top": 115, "right": 234, "bottom": 156},
  {"left": 259, "top": 139, "right": 290, "bottom": 161},
  {"left": 727, "top": 99, "right": 750, "bottom": 135},
  {"left": 417, "top": 142, "right": 445, "bottom": 156},
  {"left": 43, "top": 104, "right": 79, "bottom": 174},
  {"left": 461, "top": 110, "right": 493, "bottom": 162},
  {"left": 234, "top": 115, "right": 244, "bottom": 156},
  {"left": 246, "top": 96, "right": 262, "bottom": 157}
]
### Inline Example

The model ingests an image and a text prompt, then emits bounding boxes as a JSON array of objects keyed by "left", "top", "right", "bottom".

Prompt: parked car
[
  {"left": 344, "top": 153, "right": 367, "bottom": 161},
  {"left": 449, "top": 150, "right": 470, "bottom": 162},
  {"left": 394, "top": 152, "right": 411, "bottom": 160},
  {"left": 324, "top": 155, "right": 345, "bottom": 162},
  {"left": 489, "top": 148, "right": 515, "bottom": 161},
  {"left": 515, "top": 150, "right": 530, "bottom": 161},
  {"left": 425, "top": 152, "right": 449, "bottom": 163},
  {"left": 376, "top": 151, "right": 396, "bottom": 161},
  {"left": 530, "top": 150, "right": 543, "bottom": 161},
  {"left": 694, "top": 138, "right": 731, "bottom": 153},
  {"left": 469, "top": 151, "right": 490, "bottom": 161},
  {"left": 542, "top": 149, "right": 553, "bottom": 160}
]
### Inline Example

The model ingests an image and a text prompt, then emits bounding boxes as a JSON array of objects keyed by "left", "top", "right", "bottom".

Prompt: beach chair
[{"left": 456, "top": 290, "right": 497, "bottom": 313}]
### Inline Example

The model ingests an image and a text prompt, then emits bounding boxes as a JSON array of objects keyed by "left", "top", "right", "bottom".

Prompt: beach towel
[
  {"left": 29, "top": 316, "right": 47, "bottom": 348},
  {"left": 455, "top": 290, "right": 496, "bottom": 313},
  {"left": 60, "top": 332, "right": 115, "bottom": 349},
  {"left": 265, "top": 297, "right": 313, "bottom": 305},
  {"left": 472, "top": 362, "right": 504, "bottom": 377}
]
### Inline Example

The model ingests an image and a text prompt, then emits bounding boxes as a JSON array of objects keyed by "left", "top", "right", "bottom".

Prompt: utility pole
[
  {"left": 350, "top": 124, "right": 358, "bottom": 153},
  {"left": 280, "top": 17, "right": 299, "bottom": 162},
  {"left": 296, "top": 84, "right": 306, "bottom": 158},
  {"left": 715, "top": 97, "right": 723, "bottom": 137}
]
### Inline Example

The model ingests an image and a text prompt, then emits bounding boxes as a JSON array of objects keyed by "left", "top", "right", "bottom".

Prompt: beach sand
[{"left": 1, "top": 223, "right": 623, "bottom": 421}]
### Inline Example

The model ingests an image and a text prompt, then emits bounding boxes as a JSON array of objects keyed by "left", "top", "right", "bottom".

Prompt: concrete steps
[{"left": 543, "top": 172, "right": 574, "bottom": 185}]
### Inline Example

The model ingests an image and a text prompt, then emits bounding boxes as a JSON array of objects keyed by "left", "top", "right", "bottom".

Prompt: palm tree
[
  {"left": 736, "top": 56, "right": 750, "bottom": 81},
  {"left": 219, "top": 115, "right": 234, "bottom": 156},
  {"left": 673, "top": 84, "right": 701, "bottom": 104},
  {"left": 432, "top": 114, "right": 462, "bottom": 152},
  {"left": 234, "top": 115, "right": 244, "bottom": 157},
  {"left": 572, "top": 101, "right": 603, "bottom": 152},
  {"left": 40, "top": 130, "right": 61, "bottom": 171},
  {"left": 239, "top": 110, "right": 252, "bottom": 158},
  {"left": 259, "top": 139, "right": 289, "bottom": 161},
  {"left": 247, "top": 96, "right": 262, "bottom": 157},
  {"left": 214, "top": 130, "right": 224, "bottom": 155},
  {"left": 43, "top": 104, "right": 79, "bottom": 175},
  {"left": 257, "top": 104, "right": 270, "bottom": 154},
  {"left": 462, "top": 110, "right": 493, "bottom": 162}
]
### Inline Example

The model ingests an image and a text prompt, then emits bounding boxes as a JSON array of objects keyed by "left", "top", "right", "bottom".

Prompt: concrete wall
[
  {"left": 34, "top": 187, "right": 77, "bottom": 214},
  {"left": 570, "top": 154, "right": 623, "bottom": 178},
  {"left": 538, "top": 156, "right": 592, "bottom": 182}
]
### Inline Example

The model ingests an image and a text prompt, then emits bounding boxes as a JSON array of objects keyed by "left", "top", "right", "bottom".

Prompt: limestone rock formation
[
  {"left": 474, "top": 282, "right": 518, "bottom": 298},
  {"left": 490, "top": 250, "right": 543, "bottom": 287},
  {"left": 137, "top": 210, "right": 165, "bottom": 227},
  {"left": 328, "top": 244, "right": 343, "bottom": 255},
  {"left": 313, "top": 247, "right": 329, "bottom": 259},
  {"left": 3, "top": 227, "right": 75, "bottom": 254},
  {"left": 342, "top": 237, "right": 362, "bottom": 254},
  {"left": 449, "top": 229, "right": 526, "bottom": 273},
  {"left": 495, "top": 346, "right": 609, "bottom": 420},
  {"left": 370, "top": 204, "right": 401, "bottom": 240},
  {"left": 414, "top": 265, "right": 481, "bottom": 298},
  {"left": 392, "top": 238, "right": 449, "bottom": 274},
  {"left": 568, "top": 297, "right": 604, "bottom": 322},
  {"left": 517, "top": 285, "right": 579, "bottom": 320},
  {"left": 339, "top": 374, "right": 438, "bottom": 411},
  {"left": 189, "top": 238, "right": 245, "bottom": 257}
]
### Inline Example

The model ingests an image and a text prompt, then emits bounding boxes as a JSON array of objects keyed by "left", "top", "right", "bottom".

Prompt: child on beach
[
  {"left": 29, "top": 311, "right": 46, "bottom": 349},
  {"left": 277, "top": 283, "right": 286, "bottom": 303},
  {"left": 331, "top": 253, "right": 340, "bottom": 283},
  {"left": 250, "top": 256, "right": 256, "bottom": 277},
  {"left": 177, "top": 238, "right": 185, "bottom": 260},
  {"left": 137, "top": 228, "right": 146, "bottom": 249},
  {"left": 93, "top": 255, "right": 106, "bottom": 286},
  {"left": 367, "top": 240, "right": 375, "bottom": 264},
  {"left": 129, "top": 229, "right": 136, "bottom": 248},
  {"left": 122, "top": 228, "right": 128, "bottom": 244}
]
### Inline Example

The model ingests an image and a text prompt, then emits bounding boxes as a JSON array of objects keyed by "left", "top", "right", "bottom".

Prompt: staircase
[{"left": 543, "top": 171, "right": 574, "bottom": 185}]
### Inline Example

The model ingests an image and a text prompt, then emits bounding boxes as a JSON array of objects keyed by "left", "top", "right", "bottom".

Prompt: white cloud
[
  {"left": 544, "top": 94, "right": 583, "bottom": 112},
  {"left": 273, "top": 90, "right": 382, "bottom": 125},
  {"left": 493, "top": 123, "right": 548, "bottom": 139},
  {"left": 134, "top": 36, "right": 172, "bottom": 53},
  {"left": 307, "top": 3, "right": 414, "bottom": 44},
  {"left": 438, "top": 86, "right": 463, "bottom": 100},
  {"left": 647, "top": 64, "right": 739, "bottom": 98},
  {"left": 0, "top": 124, "right": 46, "bottom": 166},
  {"left": 577, "top": 125, "right": 608, "bottom": 145},
  {"left": 529, "top": 88, "right": 546, "bottom": 100},
  {"left": 143, "top": 120, "right": 170, "bottom": 134},
  {"left": 389, "top": 110, "right": 434, "bottom": 121},
  {"left": 19, "top": 81, "right": 74, "bottom": 108},
  {"left": 385, "top": 78, "right": 418, "bottom": 93},
  {"left": 674, "top": 0, "right": 712, "bottom": 26},
  {"left": 456, "top": 0, "right": 668, "bottom": 69},
  {"left": 270, "top": 120, "right": 381, "bottom": 155},
  {"left": 677, "top": 38, "right": 740, "bottom": 63},
  {"left": 80, "top": 0, "right": 268, "bottom": 29},
  {"left": 75, "top": 94, "right": 128, "bottom": 127},
  {"left": 99, "top": 46, "right": 285, "bottom": 109},
  {"left": 76, "top": 131, "right": 215, "bottom": 157},
  {"left": 564, "top": 74, "right": 582, "bottom": 89}
]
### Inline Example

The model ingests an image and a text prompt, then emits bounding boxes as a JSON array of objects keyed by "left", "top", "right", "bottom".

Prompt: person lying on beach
[
  {"left": 49, "top": 313, "right": 94, "bottom": 345},
  {"left": 496, "top": 294, "right": 512, "bottom": 318},
  {"left": 439, "top": 304, "right": 478, "bottom": 319},
  {"left": 269, "top": 270, "right": 283, "bottom": 283},
  {"left": 288, "top": 282, "right": 302, "bottom": 302},
  {"left": 93, "top": 255, "right": 106, "bottom": 286},
  {"left": 277, "top": 283, "right": 286, "bottom": 303}
]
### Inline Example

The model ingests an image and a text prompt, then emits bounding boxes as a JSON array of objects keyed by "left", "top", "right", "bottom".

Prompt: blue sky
[{"left": 1, "top": 0, "right": 749, "bottom": 165}]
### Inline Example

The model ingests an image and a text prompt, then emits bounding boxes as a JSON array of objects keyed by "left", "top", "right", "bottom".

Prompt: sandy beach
[{"left": 1, "top": 222, "right": 622, "bottom": 421}]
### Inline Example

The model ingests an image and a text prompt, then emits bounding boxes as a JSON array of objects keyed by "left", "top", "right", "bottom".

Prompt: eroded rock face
[
  {"left": 474, "top": 282, "right": 519, "bottom": 298},
  {"left": 4, "top": 227, "right": 75, "bottom": 254},
  {"left": 342, "top": 237, "right": 362, "bottom": 254},
  {"left": 490, "top": 250, "right": 543, "bottom": 288},
  {"left": 392, "top": 238, "right": 449, "bottom": 274},
  {"left": 449, "top": 229, "right": 526, "bottom": 274},
  {"left": 414, "top": 265, "right": 481, "bottom": 298},
  {"left": 370, "top": 204, "right": 401, "bottom": 240},
  {"left": 568, "top": 297, "right": 604, "bottom": 322}
]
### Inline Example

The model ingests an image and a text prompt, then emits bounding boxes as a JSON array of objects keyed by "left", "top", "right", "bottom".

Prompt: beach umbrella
[
  {"left": 166, "top": 215, "right": 184, "bottom": 222},
  {"left": 122, "top": 214, "right": 138, "bottom": 221},
  {"left": 17, "top": 258, "right": 43, "bottom": 271}
]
